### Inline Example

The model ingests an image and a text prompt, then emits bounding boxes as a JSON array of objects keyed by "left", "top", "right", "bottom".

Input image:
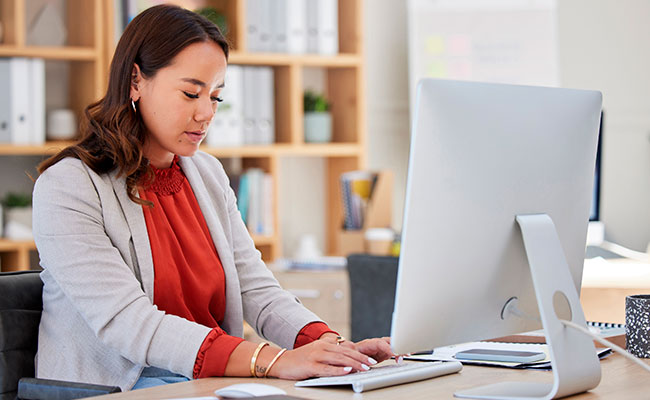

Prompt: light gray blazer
[{"left": 32, "top": 151, "right": 321, "bottom": 390}]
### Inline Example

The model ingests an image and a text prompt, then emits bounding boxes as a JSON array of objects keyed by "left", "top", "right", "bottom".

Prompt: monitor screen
[
  {"left": 589, "top": 111, "right": 603, "bottom": 222},
  {"left": 391, "top": 79, "right": 602, "bottom": 355}
]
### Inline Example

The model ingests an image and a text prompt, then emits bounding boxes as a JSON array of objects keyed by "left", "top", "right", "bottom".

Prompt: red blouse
[{"left": 139, "top": 157, "right": 334, "bottom": 378}]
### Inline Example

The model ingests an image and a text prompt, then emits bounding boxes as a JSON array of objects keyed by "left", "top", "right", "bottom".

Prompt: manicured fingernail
[
  {"left": 343, "top": 367, "right": 352, "bottom": 372},
  {"left": 368, "top": 357, "right": 378, "bottom": 365},
  {"left": 397, "top": 356, "right": 403, "bottom": 364},
  {"left": 361, "top": 364, "right": 370, "bottom": 370}
]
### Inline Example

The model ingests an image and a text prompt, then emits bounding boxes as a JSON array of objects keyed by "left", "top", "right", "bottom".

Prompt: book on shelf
[
  {"left": 335, "top": 170, "right": 393, "bottom": 256},
  {"left": 339, "top": 170, "right": 382, "bottom": 230},
  {"left": 231, "top": 168, "right": 274, "bottom": 235}
]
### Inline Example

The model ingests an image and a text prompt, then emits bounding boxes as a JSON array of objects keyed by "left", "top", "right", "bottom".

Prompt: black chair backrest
[
  {"left": 0, "top": 271, "right": 43, "bottom": 399},
  {"left": 347, "top": 254, "right": 399, "bottom": 342}
]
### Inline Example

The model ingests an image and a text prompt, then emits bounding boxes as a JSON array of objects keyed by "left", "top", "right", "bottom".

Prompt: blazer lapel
[
  {"left": 180, "top": 156, "right": 244, "bottom": 337},
  {"left": 109, "top": 169, "right": 155, "bottom": 302}
]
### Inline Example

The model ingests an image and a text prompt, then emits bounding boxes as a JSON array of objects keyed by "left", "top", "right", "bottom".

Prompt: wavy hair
[{"left": 37, "top": 4, "right": 229, "bottom": 206}]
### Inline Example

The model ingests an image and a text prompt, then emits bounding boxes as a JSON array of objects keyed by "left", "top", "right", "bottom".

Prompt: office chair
[
  {"left": 0, "top": 270, "right": 120, "bottom": 400},
  {"left": 346, "top": 254, "right": 399, "bottom": 342}
]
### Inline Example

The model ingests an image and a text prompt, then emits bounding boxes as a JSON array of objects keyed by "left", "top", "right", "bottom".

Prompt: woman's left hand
[
  {"left": 319, "top": 333, "right": 395, "bottom": 363},
  {"left": 353, "top": 337, "right": 394, "bottom": 363}
]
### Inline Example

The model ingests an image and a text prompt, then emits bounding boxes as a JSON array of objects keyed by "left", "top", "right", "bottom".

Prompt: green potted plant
[
  {"left": 1, "top": 192, "right": 33, "bottom": 240},
  {"left": 195, "top": 7, "right": 228, "bottom": 35},
  {"left": 303, "top": 91, "right": 332, "bottom": 143}
]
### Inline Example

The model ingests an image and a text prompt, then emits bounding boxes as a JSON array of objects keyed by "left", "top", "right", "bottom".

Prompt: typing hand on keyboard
[{"left": 265, "top": 336, "right": 396, "bottom": 380}]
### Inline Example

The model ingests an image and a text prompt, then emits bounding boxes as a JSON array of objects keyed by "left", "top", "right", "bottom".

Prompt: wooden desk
[
  {"left": 95, "top": 354, "right": 649, "bottom": 399},
  {"left": 580, "top": 258, "right": 650, "bottom": 324}
]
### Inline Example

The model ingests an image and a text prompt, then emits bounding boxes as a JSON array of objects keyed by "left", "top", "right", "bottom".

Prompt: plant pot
[
  {"left": 304, "top": 112, "right": 332, "bottom": 143},
  {"left": 3, "top": 206, "right": 33, "bottom": 240}
]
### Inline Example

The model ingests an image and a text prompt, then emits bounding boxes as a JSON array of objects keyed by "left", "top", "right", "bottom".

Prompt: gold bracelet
[
  {"left": 250, "top": 342, "right": 269, "bottom": 377},
  {"left": 264, "top": 348, "right": 287, "bottom": 378}
]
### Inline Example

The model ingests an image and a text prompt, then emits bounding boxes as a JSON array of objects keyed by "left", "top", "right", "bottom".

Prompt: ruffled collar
[{"left": 145, "top": 155, "right": 185, "bottom": 196}]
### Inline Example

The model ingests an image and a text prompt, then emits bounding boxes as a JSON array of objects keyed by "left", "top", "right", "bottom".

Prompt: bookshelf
[
  {"left": 0, "top": 0, "right": 366, "bottom": 271},
  {"left": 0, "top": 0, "right": 106, "bottom": 271}
]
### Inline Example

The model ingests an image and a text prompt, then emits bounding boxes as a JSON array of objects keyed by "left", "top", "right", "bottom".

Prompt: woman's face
[{"left": 131, "top": 40, "right": 227, "bottom": 168}]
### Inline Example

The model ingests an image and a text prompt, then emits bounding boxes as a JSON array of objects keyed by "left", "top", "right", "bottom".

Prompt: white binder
[
  {"left": 0, "top": 59, "right": 12, "bottom": 143},
  {"left": 287, "top": 0, "right": 307, "bottom": 54},
  {"left": 207, "top": 65, "right": 244, "bottom": 147},
  {"left": 272, "top": 0, "right": 307, "bottom": 54},
  {"left": 271, "top": 0, "right": 288, "bottom": 53},
  {"left": 317, "top": 0, "right": 338, "bottom": 55},
  {"left": 242, "top": 66, "right": 258, "bottom": 144},
  {"left": 255, "top": 67, "right": 275, "bottom": 145},
  {"left": 29, "top": 58, "right": 46, "bottom": 145},
  {"left": 246, "top": 0, "right": 261, "bottom": 52},
  {"left": 9, "top": 58, "right": 31, "bottom": 145},
  {"left": 305, "top": 0, "right": 319, "bottom": 53},
  {"left": 258, "top": 0, "right": 273, "bottom": 52}
]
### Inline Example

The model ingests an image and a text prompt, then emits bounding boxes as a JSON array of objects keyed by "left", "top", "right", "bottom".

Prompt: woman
[{"left": 32, "top": 4, "right": 393, "bottom": 391}]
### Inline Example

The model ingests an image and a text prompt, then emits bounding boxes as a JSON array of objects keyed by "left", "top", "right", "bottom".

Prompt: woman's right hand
[{"left": 266, "top": 339, "right": 378, "bottom": 380}]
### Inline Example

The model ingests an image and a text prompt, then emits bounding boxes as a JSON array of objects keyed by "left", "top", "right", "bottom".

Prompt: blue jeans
[{"left": 132, "top": 366, "right": 190, "bottom": 390}]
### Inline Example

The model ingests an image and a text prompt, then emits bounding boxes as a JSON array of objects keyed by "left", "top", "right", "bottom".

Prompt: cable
[
  {"left": 598, "top": 240, "right": 649, "bottom": 262},
  {"left": 559, "top": 319, "right": 650, "bottom": 373}
]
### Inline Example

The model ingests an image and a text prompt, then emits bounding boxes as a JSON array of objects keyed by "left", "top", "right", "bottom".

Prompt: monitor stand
[{"left": 455, "top": 214, "right": 601, "bottom": 400}]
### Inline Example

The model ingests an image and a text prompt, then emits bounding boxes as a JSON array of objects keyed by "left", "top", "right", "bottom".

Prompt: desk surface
[{"left": 96, "top": 354, "right": 649, "bottom": 400}]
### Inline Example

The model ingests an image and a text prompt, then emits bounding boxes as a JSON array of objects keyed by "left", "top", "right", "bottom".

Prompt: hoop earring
[{"left": 131, "top": 99, "right": 137, "bottom": 113}]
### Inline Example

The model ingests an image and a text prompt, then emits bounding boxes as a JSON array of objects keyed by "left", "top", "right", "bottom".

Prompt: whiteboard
[{"left": 407, "top": 0, "right": 560, "bottom": 111}]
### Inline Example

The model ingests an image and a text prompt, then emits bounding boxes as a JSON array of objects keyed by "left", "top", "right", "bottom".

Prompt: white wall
[
  {"left": 365, "top": 0, "right": 650, "bottom": 251},
  {"left": 364, "top": 0, "right": 411, "bottom": 231},
  {"left": 557, "top": 0, "right": 650, "bottom": 251}
]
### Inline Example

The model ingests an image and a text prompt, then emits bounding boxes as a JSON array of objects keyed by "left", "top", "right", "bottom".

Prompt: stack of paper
[{"left": 407, "top": 341, "right": 612, "bottom": 370}]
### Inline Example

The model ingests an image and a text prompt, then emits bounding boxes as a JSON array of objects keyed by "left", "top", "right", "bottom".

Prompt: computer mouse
[{"left": 214, "top": 383, "right": 287, "bottom": 398}]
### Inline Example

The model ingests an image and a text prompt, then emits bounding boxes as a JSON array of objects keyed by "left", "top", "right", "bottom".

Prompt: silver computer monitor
[{"left": 391, "top": 79, "right": 602, "bottom": 399}]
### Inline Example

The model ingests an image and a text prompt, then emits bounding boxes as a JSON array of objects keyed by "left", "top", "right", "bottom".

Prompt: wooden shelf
[
  {"left": 0, "top": 235, "right": 278, "bottom": 272},
  {"left": 228, "top": 52, "right": 361, "bottom": 68},
  {"left": 0, "top": 239, "right": 37, "bottom": 272},
  {"left": 249, "top": 235, "right": 275, "bottom": 246},
  {"left": 200, "top": 143, "right": 362, "bottom": 158},
  {"left": 0, "top": 45, "right": 98, "bottom": 60},
  {"left": 0, "top": 142, "right": 362, "bottom": 158},
  {"left": 0, "top": 239, "right": 36, "bottom": 252},
  {"left": 0, "top": 141, "right": 76, "bottom": 156}
]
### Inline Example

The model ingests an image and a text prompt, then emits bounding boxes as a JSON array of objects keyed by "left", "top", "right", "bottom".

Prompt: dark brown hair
[{"left": 37, "top": 4, "right": 229, "bottom": 206}]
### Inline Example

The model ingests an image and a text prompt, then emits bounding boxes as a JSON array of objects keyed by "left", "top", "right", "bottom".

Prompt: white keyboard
[{"left": 294, "top": 361, "right": 463, "bottom": 393}]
